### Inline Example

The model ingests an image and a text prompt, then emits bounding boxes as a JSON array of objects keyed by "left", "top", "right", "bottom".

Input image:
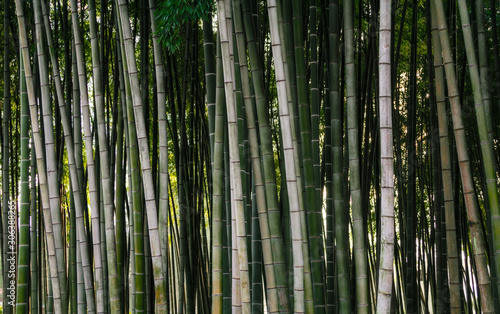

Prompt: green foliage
[{"left": 155, "top": 0, "right": 213, "bottom": 53}]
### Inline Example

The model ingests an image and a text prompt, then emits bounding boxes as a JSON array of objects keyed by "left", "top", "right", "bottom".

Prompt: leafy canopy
[{"left": 155, "top": 0, "right": 213, "bottom": 53}]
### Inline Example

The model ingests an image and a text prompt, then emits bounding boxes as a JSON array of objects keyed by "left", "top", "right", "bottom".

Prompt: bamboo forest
[{"left": 0, "top": 0, "right": 498, "bottom": 313}]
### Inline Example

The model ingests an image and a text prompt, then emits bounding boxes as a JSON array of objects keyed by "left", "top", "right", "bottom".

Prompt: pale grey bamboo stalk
[
  {"left": 217, "top": 0, "right": 251, "bottom": 312},
  {"left": 220, "top": 3, "right": 242, "bottom": 312},
  {"left": 14, "top": 0, "right": 63, "bottom": 311},
  {"left": 116, "top": 0, "right": 167, "bottom": 310},
  {"left": 33, "top": 2, "right": 68, "bottom": 309},
  {"left": 376, "top": 0, "right": 395, "bottom": 311},
  {"left": 148, "top": 0, "right": 169, "bottom": 286},
  {"left": 86, "top": 0, "right": 122, "bottom": 310},
  {"left": 277, "top": 2, "right": 314, "bottom": 310},
  {"left": 267, "top": 0, "right": 306, "bottom": 311},
  {"left": 344, "top": 0, "right": 370, "bottom": 310}
]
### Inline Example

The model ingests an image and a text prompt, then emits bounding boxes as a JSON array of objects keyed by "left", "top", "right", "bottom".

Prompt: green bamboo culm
[
  {"left": 116, "top": 0, "right": 168, "bottom": 310},
  {"left": 211, "top": 33, "right": 226, "bottom": 314},
  {"left": 16, "top": 40, "right": 30, "bottom": 314},
  {"left": 456, "top": 0, "right": 500, "bottom": 307},
  {"left": 240, "top": 0, "right": 290, "bottom": 310},
  {"left": 29, "top": 139, "right": 39, "bottom": 314},
  {"left": 2, "top": 1, "right": 12, "bottom": 312},
  {"left": 2, "top": 1, "right": 12, "bottom": 311},
  {"left": 344, "top": 0, "right": 369, "bottom": 310},
  {"left": 329, "top": 0, "right": 351, "bottom": 312},
  {"left": 232, "top": 0, "right": 283, "bottom": 311},
  {"left": 291, "top": 1, "right": 325, "bottom": 309},
  {"left": 430, "top": 2, "right": 461, "bottom": 311},
  {"left": 432, "top": 0, "right": 494, "bottom": 310}
]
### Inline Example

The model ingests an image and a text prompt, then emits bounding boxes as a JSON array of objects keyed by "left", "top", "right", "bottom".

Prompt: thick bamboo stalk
[{"left": 376, "top": 0, "right": 395, "bottom": 310}]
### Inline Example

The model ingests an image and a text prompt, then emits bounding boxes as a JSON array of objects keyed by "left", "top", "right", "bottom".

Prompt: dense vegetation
[{"left": 0, "top": 0, "right": 497, "bottom": 313}]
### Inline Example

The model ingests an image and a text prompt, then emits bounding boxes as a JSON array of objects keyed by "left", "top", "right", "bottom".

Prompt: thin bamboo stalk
[{"left": 16, "top": 48, "right": 30, "bottom": 314}]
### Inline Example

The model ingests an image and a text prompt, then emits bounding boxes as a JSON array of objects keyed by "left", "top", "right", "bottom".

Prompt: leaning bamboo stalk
[
  {"left": 33, "top": 2, "right": 68, "bottom": 308},
  {"left": 115, "top": 5, "right": 145, "bottom": 311},
  {"left": 456, "top": 0, "right": 500, "bottom": 305},
  {"left": 148, "top": 0, "right": 169, "bottom": 290},
  {"left": 430, "top": 3, "right": 461, "bottom": 311},
  {"left": 433, "top": 0, "right": 494, "bottom": 310},
  {"left": 211, "top": 34, "right": 226, "bottom": 314},
  {"left": 116, "top": 0, "right": 167, "bottom": 311},
  {"left": 14, "top": 0, "right": 63, "bottom": 311},
  {"left": 113, "top": 32, "right": 127, "bottom": 305},
  {"left": 87, "top": 0, "right": 122, "bottom": 309},
  {"left": 217, "top": 0, "right": 251, "bottom": 312},
  {"left": 475, "top": 0, "right": 494, "bottom": 144},
  {"left": 278, "top": 3, "right": 315, "bottom": 310},
  {"left": 267, "top": 0, "right": 306, "bottom": 311}
]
